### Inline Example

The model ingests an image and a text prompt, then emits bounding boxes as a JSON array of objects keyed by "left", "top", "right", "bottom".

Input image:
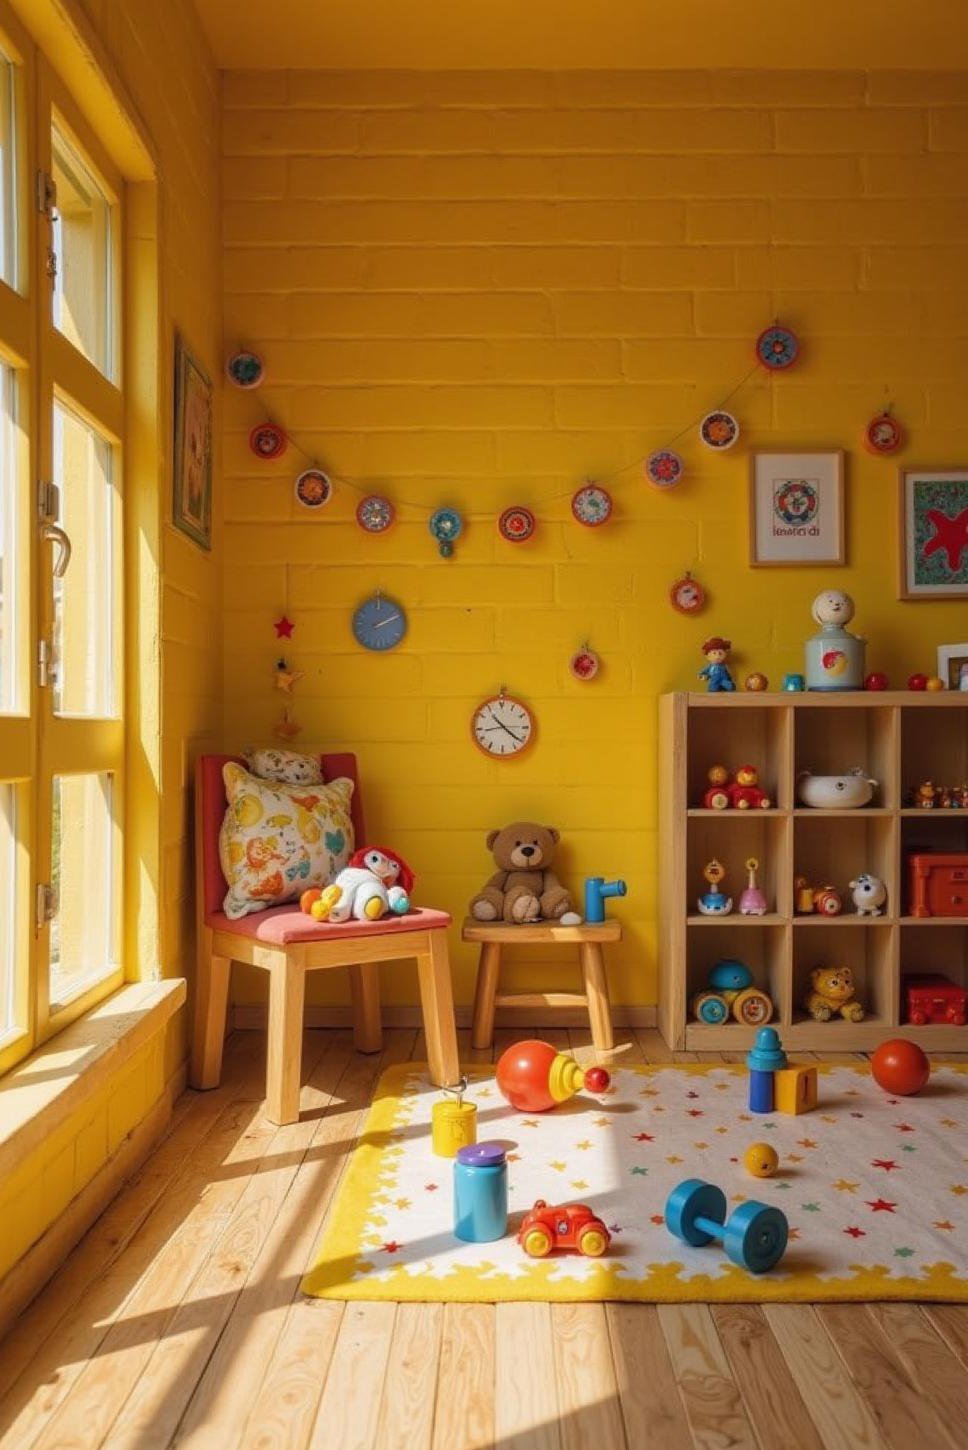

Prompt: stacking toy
[
  {"left": 495, "top": 1039, "right": 610, "bottom": 1113},
  {"left": 746, "top": 1026, "right": 787, "bottom": 1114},
  {"left": 665, "top": 1179, "right": 788, "bottom": 1274},
  {"left": 432, "top": 1076, "right": 477, "bottom": 1157}
]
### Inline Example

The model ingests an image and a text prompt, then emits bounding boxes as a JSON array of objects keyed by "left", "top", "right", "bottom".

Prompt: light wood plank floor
[{"left": 2, "top": 1026, "right": 968, "bottom": 1450}]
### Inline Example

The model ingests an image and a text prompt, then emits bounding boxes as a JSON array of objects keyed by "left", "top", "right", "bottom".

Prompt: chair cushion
[{"left": 207, "top": 903, "right": 451, "bottom": 945}]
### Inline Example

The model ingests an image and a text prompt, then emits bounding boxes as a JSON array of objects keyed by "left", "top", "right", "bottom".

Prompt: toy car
[
  {"left": 903, "top": 973, "right": 967, "bottom": 1026},
  {"left": 517, "top": 1200, "right": 611, "bottom": 1257}
]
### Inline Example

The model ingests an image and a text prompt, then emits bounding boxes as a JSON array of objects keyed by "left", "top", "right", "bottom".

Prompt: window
[
  {"left": 0, "top": 784, "right": 15, "bottom": 1038},
  {"left": 48, "top": 772, "right": 117, "bottom": 1010},
  {"left": 51, "top": 124, "right": 115, "bottom": 378},
  {"left": 0, "top": 49, "right": 16, "bottom": 288},
  {"left": 0, "top": 359, "right": 17, "bottom": 712}
]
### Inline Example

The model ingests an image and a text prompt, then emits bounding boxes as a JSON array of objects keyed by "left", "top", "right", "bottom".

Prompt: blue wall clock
[{"left": 352, "top": 593, "right": 407, "bottom": 651}]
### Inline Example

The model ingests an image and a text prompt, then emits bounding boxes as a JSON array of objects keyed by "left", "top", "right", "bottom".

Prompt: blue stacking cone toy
[{"left": 746, "top": 1026, "right": 787, "bottom": 1114}]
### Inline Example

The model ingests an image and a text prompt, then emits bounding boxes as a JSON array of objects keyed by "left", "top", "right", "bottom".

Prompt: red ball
[
  {"left": 864, "top": 672, "right": 889, "bottom": 691},
  {"left": 583, "top": 1066, "right": 611, "bottom": 1094},
  {"left": 871, "top": 1039, "right": 930, "bottom": 1096},
  {"left": 495, "top": 1039, "right": 558, "bottom": 1112},
  {"left": 908, "top": 673, "right": 928, "bottom": 691}
]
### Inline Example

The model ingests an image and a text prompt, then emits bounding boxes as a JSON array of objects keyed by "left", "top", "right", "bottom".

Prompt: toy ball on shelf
[
  {"left": 495, "top": 1040, "right": 610, "bottom": 1113},
  {"left": 864, "top": 672, "right": 889, "bottom": 691},
  {"left": 871, "top": 1039, "right": 930, "bottom": 1096},
  {"left": 908, "top": 673, "right": 928, "bottom": 691},
  {"left": 926, "top": 676, "right": 946, "bottom": 692},
  {"left": 743, "top": 1143, "right": 779, "bottom": 1179},
  {"left": 782, "top": 673, "right": 805, "bottom": 691},
  {"left": 744, "top": 672, "right": 769, "bottom": 692}
]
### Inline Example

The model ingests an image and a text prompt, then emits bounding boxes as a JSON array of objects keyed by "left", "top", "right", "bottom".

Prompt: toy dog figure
[{"left": 849, "top": 873, "right": 887, "bottom": 916}]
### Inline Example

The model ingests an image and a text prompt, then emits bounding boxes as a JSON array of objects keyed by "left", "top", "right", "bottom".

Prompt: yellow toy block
[{"left": 775, "top": 1065, "right": 818, "bottom": 1115}]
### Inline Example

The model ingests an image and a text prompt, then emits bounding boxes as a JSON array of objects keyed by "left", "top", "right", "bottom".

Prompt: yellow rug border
[{"left": 301, "top": 1060, "right": 968, "bottom": 1303}]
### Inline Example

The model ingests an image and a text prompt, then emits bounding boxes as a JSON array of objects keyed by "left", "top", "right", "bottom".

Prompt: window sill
[{"left": 0, "top": 979, "right": 186, "bottom": 1180}]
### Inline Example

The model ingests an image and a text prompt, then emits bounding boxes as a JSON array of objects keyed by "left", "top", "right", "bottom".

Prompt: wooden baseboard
[
  {"left": 0, "top": 1065, "right": 185, "bottom": 1342},
  {"left": 231, "top": 1003, "right": 658, "bottom": 1031}
]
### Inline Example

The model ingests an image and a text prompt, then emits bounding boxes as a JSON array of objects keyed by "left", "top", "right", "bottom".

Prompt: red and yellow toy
[
  {"left": 518, "top": 1200, "right": 611, "bottom": 1257},
  {"left": 701, "top": 765, "right": 771, "bottom": 810},
  {"left": 495, "top": 1040, "right": 610, "bottom": 1112}
]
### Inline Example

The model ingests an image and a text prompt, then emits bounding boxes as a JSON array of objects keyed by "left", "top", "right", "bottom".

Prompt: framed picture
[
  {"left": 898, "top": 468, "right": 968, "bottom": 600},
  {"left": 172, "top": 334, "right": 213, "bottom": 551},
  {"left": 749, "top": 451, "right": 845, "bottom": 567},
  {"left": 937, "top": 643, "right": 968, "bottom": 692}
]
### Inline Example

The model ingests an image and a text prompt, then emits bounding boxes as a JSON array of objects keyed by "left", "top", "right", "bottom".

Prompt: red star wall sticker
[
  {"left": 274, "top": 614, "right": 295, "bottom": 639},
  {"left": 923, "top": 505, "right": 968, "bottom": 573}
]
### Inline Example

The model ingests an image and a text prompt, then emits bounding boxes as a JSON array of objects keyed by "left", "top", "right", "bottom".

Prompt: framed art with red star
[{"left": 899, "top": 468, "right": 968, "bottom": 600}]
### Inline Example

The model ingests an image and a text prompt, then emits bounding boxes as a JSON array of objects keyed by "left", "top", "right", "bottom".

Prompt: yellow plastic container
[{"left": 432, "top": 1099, "right": 477, "bottom": 1157}]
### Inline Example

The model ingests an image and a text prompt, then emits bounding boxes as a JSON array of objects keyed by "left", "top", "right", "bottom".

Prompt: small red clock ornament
[
  {"left": 498, "top": 506, "right": 536, "bottom": 543},
  {"left": 569, "top": 645, "right": 600, "bottom": 681},
  {"left": 864, "top": 412, "right": 904, "bottom": 456},
  {"left": 249, "top": 422, "right": 287, "bottom": 460},
  {"left": 669, "top": 572, "right": 706, "bottom": 614}
]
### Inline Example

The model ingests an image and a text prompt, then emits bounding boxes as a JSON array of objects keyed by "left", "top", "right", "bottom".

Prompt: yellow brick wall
[{"left": 220, "top": 69, "right": 968, "bottom": 1012}]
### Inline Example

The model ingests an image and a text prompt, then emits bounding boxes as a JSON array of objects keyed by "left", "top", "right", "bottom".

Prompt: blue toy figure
[
  {"left": 699, "top": 636, "right": 735, "bottom": 692},
  {"left": 584, "top": 876, "right": 627, "bottom": 923},
  {"left": 746, "top": 1026, "right": 787, "bottom": 1114}
]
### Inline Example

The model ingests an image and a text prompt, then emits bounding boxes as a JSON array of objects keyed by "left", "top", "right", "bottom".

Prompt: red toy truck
[
  {"left": 518, "top": 1200, "right": 611, "bottom": 1258},
  {"left": 903, "top": 973, "right": 967, "bottom": 1026}
]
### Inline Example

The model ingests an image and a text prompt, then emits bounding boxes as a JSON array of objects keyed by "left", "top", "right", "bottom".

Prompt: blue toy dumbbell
[{"left": 664, "top": 1178, "right": 788, "bottom": 1274}]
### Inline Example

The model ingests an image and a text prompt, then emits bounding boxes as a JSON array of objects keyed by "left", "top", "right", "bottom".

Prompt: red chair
[{"left": 191, "top": 753, "right": 459, "bottom": 1124}]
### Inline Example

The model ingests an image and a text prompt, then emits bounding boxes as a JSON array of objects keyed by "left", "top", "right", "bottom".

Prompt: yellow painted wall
[{"left": 221, "top": 68, "right": 968, "bottom": 1015}]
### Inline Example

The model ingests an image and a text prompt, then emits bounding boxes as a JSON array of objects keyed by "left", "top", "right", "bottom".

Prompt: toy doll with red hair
[{"left": 311, "top": 845, "right": 415, "bottom": 922}]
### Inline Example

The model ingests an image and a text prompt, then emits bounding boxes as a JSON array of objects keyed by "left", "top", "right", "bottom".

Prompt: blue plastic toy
[
  {"left": 746, "top": 1026, "right": 788, "bottom": 1114},
  {"left": 584, "top": 876, "right": 627, "bottom": 923},
  {"left": 454, "top": 1141, "right": 508, "bottom": 1243},
  {"left": 665, "top": 1179, "right": 788, "bottom": 1274}
]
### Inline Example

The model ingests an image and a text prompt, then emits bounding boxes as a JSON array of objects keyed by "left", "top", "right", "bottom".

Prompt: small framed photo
[
  {"left": 899, "top": 468, "right": 968, "bottom": 600},
  {"left": 173, "top": 333, "right": 213, "bottom": 551},
  {"left": 937, "top": 643, "right": 968, "bottom": 692},
  {"left": 749, "top": 451, "right": 845, "bottom": 567}
]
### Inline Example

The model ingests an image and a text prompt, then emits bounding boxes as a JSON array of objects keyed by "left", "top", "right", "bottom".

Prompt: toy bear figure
[
  {"left": 470, "top": 823, "right": 573, "bottom": 924},
  {"left": 803, "top": 965, "right": 865, "bottom": 1023}
]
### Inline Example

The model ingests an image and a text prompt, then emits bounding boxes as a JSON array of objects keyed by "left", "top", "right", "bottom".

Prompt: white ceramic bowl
[{"left": 797, "top": 770, "right": 877, "bottom": 809}]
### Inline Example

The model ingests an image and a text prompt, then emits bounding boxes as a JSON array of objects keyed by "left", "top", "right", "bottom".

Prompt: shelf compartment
[
  {"left": 794, "top": 704, "right": 897, "bottom": 808},
  {"left": 792, "top": 922, "right": 895, "bottom": 1029},
  {"left": 792, "top": 813, "right": 896, "bottom": 920},
  {"left": 686, "top": 705, "right": 791, "bottom": 811},
  {"left": 901, "top": 706, "right": 968, "bottom": 806},
  {"left": 686, "top": 922, "right": 789, "bottom": 1029},
  {"left": 898, "top": 925, "right": 968, "bottom": 1030},
  {"left": 900, "top": 816, "right": 968, "bottom": 916},
  {"left": 687, "top": 813, "right": 789, "bottom": 920}
]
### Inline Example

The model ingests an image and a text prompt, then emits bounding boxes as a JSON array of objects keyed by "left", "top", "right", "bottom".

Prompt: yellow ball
[
  {"left": 743, "top": 1142, "right": 779, "bottom": 1178},
  {"left": 744, "top": 672, "right": 769, "bottom": 692},
  {"left": 926, "top": 676, "right": 945, "bottom": 692}
]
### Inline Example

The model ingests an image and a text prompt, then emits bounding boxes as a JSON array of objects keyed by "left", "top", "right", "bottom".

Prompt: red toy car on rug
[
  {"left": 518, "top": 1200, "right": 611, "bottom": 1257},
  {"left": 903, "top": 973, "right": 967, "bottom": 1026}
]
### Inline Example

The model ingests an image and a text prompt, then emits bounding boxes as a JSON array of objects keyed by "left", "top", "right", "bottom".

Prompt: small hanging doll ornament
[{"left": 275, "top": 657, "right": 304, "bottom": 693}]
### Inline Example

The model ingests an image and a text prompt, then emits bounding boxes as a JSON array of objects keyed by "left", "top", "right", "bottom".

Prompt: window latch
[
  {"left": 38, "top": 638, "right": 54, "bottom": 689},
  {"left": 36, "top": 882, "right": 58, "bottom": 931},
  {"left": 36, "top": 169, "right": 57, "bottom": 218}
]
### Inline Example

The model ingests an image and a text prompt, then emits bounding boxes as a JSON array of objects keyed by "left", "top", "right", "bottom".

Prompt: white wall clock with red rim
[
  {"left": 670, "top": 572, "right": 706, "bottom": 614},
  {"left": 864, "top": 413, "right": 904, "bottom": 455},
  {"left": 471, "top": 690, "right": 535, "bottom": 758}
]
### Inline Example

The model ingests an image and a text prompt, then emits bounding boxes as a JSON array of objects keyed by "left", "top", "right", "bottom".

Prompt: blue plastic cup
[{"left": 454, "top": 1141, "right": 508, "bottom": 1242}]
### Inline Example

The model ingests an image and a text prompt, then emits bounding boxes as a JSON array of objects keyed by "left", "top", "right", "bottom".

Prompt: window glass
[
  {"left": 52, "top": 399, "right": 116, "bottom": 717},
  {"left": 0, "top": 362, "right": 17, "bottom": 712},
  {"left": 0, "top": 53, "right": 16, "bottom": 289},
  {"left": 51, "top": 126, "right": 113, "bottom": 376},
  {"left": 49, "top": 771, "right": 116, "bottom": 1009},
  {"left": 0, "top": 784, "right": 14, "bottom": 1036}
]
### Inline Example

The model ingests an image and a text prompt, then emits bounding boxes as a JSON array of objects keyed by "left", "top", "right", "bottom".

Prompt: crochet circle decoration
[
  {"left": 645, "top": 450, "right": 685, "bottom": 490},
  {"left": 571, "top": 483, "right": 613, "bottom": 527},
  {"left": 699, "top": 411, "right": 740, "bottom": 450},
  {"left": 498, "top": 506, "right": 536, "bottom": 542},
  {"left": 756, "top": 325, "right": 799, "bottom": 371},
  {"left": 249, "top": 422, "right": 287, "bottom": 460},
  {"left": 294, "top": 469, "right": 333, "bottom": 509},
  {"left": 356, "top": 495, "right": 395, "bottom": 533}
]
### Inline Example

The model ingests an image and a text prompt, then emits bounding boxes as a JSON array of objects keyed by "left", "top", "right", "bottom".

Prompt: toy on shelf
[
  {"left": 926, "top": 676, "right": 946, "bottom": 692},
  {"left": 903, "top": 973, "right": 968, "bottom": 1026},
  {"left": 744, "top": 1143, "right": 779, "bottom": 1178},
  {"left": 738, "top": 857, "right": 769, "bottom": 916},
  {"left": 794, "top": 877, "right": 843, "bottom": 916},
  {"left": 495, "top": 1040, "right": 610, "bottom": 1113},
  {"left": 796, "top": 768, "right": 878, "bottom": 809},
  {"left": 701, "top": 765, "right": 772, "bottom": 810},
  {"left": 432, "top": 1077, "right": 478, "bottom": 1158},
  {"left": 746, "top": 1026, "right": 787, "bottom": 1113},
  {"left": 692, "top": 959, "right": 774, "bottom": 1027},
  {"left": 518, "top": 1201, "right": 611, "bottom": 1258},
  {"left": 870, "top": 1039, "right": 930, "bottom": 1097},
  {"left": 304, "top": 846, "right": 413, "bottom": 923},
  {"left": 864, "top": 672, "right": 890, "bottom": 691},
  {"left": 744, "top": 672, "right": 769, "bottom": 692},
  {"left": 802, "top": 966, "right": 865, "bottom": 1023},
  {"left": 665, "top": 1179, "right": 789, "bottom": 1274},
  {"left": 469, "top": 823, "right": 573, "bottom": 924},
  {"left": 908, "top": 673, "right": 928, "bottom": 691},
  {"left": 697, "top": 859, "right": 732, "bottom": 916},
  {"left": 909, "top": 782, "right": 968, "bottom": 809},
  {"left": 908, "top": 852, "right": 968, "bottom": 918},
  {"left": 698, "top": 637, "right": 735, "bottom": 693},
  {"left": 454, "top": 1142, "right": 508, "bottom": 1243},
  {"left": 804, "top": 589, "right": 866, "bottom": 692},
  {"left": 913, "top": 781, "right": 938, "bottom": 808},
  {"left": 849, "top": 873, "right": 887, "bottom": 916},
  {"left": 782, "top": 673, "right": 805, "bottom": 691},
  {"left": 774, "top": 1065, "right": 818, "bottom": 1115},
  {"left": 585, "top": 876, "right": 627, "bottom": 923}
]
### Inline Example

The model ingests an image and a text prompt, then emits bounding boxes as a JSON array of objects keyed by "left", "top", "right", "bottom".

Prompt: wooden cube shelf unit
[{"left": 658, "top": 691, "right": 968, "bottom": 1052}]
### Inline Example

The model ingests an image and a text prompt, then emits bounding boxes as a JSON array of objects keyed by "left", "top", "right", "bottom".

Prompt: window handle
[{"left": 41, "top": 521, "right": 72, "bottom": 578}]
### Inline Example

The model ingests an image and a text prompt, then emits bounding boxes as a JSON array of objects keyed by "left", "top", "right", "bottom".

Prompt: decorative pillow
[
  {"left": 219, "top": 763, "right": 354, "bottom": 919},
  {"left": 243, "top": 746, "right": 323, "bottom": 786}
]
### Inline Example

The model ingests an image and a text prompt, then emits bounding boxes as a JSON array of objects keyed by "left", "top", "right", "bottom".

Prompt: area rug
[{"left": 302, "top": 1061, "right": 968, "bottom": 1303}]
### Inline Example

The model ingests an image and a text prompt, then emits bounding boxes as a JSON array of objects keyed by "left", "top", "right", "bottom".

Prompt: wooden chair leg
[
  {"left": 190, "top": 943, "right": 232, "bottom": 1091},
  {"left": 470, "top": 940, "right": 502, "bottom": 1050},
  {"left": 349, "top": 961, "right": 383, "bottom": 1054},
  {"left": 580, "top": 942, "right": 614, "bottom": 1053},
  {"left": 266, "top": 959, "right": 306, "bottom": 1125},
  {"left": 416, "top": 929, "right": 460, "bottom": 1088}
]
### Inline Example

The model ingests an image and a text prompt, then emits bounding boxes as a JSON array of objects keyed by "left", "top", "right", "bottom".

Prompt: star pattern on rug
[
  {"left": 895, "top": 1123, "right": 915, "bottom": 1132},
  {"left": 844, "top": 1226, "right": 866, "bottom": 1238},
  {"left": 802, "top": 1202, "right": 821, "bottom": 1212},
  {"left": 894, "top": 1246, "right": 915, "bottom": 1258},
  {"left": 951, "top": 1184, "right": 968, "bottom": 1195},
  {"left": 632, "top": 1132, "right": 654, "bottom": 1142},
  {"left": 833, "top": 1179, "right": 859, "bottom": 1193},
  {"left": 866, "top": 1199, "right": 897, "bottom": 1213},
  {"left": 872, "top": 1159, "right": 900, "bottom": 1172},
  {"left": 575, "top": 1140, "right": 592, "bottom": 1151},
  {"left": 935, "top": 1220, "right": 955, "bottom": 1232}
]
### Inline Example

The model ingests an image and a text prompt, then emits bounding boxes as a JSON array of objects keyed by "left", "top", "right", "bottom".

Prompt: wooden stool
[{"left": 463, "top": 918, "right": 620, "bottom": 1052}]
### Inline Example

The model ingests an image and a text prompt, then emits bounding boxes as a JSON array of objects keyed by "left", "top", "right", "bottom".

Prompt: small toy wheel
[
  {"left": 758, "top": 797, "right": 772, "bottom": 809},
  {"left": 731, "top": 988, "right": 774, "bottom": 1027},
  {"left": 723, "top": 1201, "right": 788, "bottom": 1274},
  {"left": 522, "top": 1227, "right": 553, "bottom": 1258},
  {"left": 578, "top": 1226, "right": 609, "bottom": 1257},
  {"left": 818, "top": 896, "right": 840, "bottom": 917},
  {"left": 708, "top": 789, "right": 729, "bottom": 810},
  {"left": 665, "top": 1180, "right": 726, "bottom": 1247},
  {"left": 693, "top": 991, "right": 729, "bottom": 1026}
]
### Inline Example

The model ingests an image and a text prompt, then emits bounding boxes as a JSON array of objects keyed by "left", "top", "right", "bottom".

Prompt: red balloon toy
[
  {"left": 871, "top": 1038, "right": 930, "bottom": 1096},
  {"left": 496, "top": 1039, "right": 610, "bottom": 1113}
]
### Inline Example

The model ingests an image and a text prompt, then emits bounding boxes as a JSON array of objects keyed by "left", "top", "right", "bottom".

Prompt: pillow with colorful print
[
  {"left": 219, "top": 763, "right": 354, "bottom": 919},
  {"left": 243, "top": 746, "right": 323, "bottom": 786}
]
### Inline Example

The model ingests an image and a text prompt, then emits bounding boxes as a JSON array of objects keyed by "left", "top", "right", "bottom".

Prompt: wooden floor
[{"left": 2, "top": 1025, "right": 968, "bottom": 1450}]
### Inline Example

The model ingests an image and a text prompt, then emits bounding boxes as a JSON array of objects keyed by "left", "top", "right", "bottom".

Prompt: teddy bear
[
  {"left": 802, "top": 965, "right": 865, "bottom": 1023},
  {"left": 469, "top": 823, "right": 573, "bottom": 924}
]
